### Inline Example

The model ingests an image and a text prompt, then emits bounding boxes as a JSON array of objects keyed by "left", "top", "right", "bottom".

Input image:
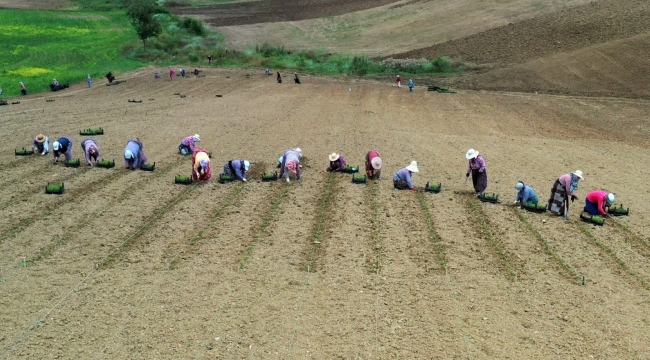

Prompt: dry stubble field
[{"left": 1, "top": 68, "right": 650, "bottom": 358}]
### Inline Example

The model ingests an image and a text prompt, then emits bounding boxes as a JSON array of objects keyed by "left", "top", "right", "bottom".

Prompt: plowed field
[{"left": 1, "top": 69, "right": 649, "bottom": 358}]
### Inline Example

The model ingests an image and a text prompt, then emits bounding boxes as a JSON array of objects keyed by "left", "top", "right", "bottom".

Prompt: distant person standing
[
  {"left": 169, "top": 68, "right": 175, "bottom": 80},
  {"left": 277, "top": 72, "right": 282, "bottom": 83},
  {"left": 408, "top": 79, "right": 414, "bottom": 92},
  {"left": 19, "top": 81, "right": 27, "bottom": 95},
  {"left": 396, "top": 74, "right": 402, "bottom": 88},
  {"left": 87, "top": 74, "right": 92, "bottom": 88},
  {"left": 208, "top": 55, "right": 213, "bottom": 64},
  {"left": 294, "top": 74, "right": 301, "bottom": 84}
]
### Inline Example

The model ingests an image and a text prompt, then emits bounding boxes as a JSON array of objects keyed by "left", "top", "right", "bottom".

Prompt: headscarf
[{"left": 569, "top": 173, "right": 580, "bottom": 193}]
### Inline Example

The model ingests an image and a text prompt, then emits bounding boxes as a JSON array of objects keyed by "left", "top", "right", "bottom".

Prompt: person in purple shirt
[
  {"left": 32, "top": 134, "right": 50, "bottom": 155},
  {"left": 465, "top": 148, "right": 488, "bottom": 196},
  {"left": 52, "top": 137, "right": 73, "bottom": 163},
  {"left": 124, "top": 138, "right": 147, "bottom": 170},
  {"left": 222, "top": 159, "right": 250, "bottom": 181},
  {"left": 81, "top": 139, "right": 101, "bottom": 166},
  {"left": 178, "top": 134, "right": 200, "bottom": 155},
  {"left": 326, "top": 153, "right": 346, "bottom": 172},
  {"left": 393, "top": 161, "right": 419, "bottom": 190},
  {"left": 279, "top": 148, "right": 302, "bottom": 182}
]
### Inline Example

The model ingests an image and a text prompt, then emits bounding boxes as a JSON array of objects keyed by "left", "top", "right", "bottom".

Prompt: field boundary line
[{"left": 416, "top": 191, "right": 446, "bottom": 270}]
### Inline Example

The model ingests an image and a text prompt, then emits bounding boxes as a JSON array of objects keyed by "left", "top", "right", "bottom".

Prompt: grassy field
[{"left": 0, "top": 9, "right": 144, "bottom": 97}]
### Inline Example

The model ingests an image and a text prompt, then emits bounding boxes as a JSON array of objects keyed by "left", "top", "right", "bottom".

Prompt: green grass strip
[
  {"left": 578, "top": 224, "right": 650, "bottom": 291},
  {"left": 189, "top": 183, "right": 245, "bottom": 246},
  {"left": 416, "top": 191, "right": 446, "bottom": 270},
  {"left": 307, "top": 173, "right": 336, "bottom": 273},
  {"left": 465, "top": 196, "right": 516, "bottom": 281},
  {"left": 238, "top": 185, "right": 289, "bottom": 271},
  {"left": 512, "top": 208, "right": 580, "bottom": 282}
]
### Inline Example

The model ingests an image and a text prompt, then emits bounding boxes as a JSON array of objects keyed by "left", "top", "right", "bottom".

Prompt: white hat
[
  {"left": 124, "top": 149, "right": 134, "bottom": 159},
  {"left": 406, "top": 160, "right": 419, "bottom": 173},
  {"left": 370, "top": 157, "right": 382, "bottom": 170},
  {"left": 244, "top": 160, "right": 250, "bottom": 171},
  {"left": 52, "top": 141, "right": 60, "bottom": 151},
  {"left": 466, "top": 149, "right": 479, "bottom": 160},
  {"left": 606, "top": 193, "right": 615, "bottom": 204},
  {"left": 295, "top": 148, "right": 302, "bottom": 153},
  {"left": 515, "top": 182, "right": 524, "bottom": 191},
  {"left": 328, "top": 153, "right": 340, "bottom": 162},
  {"left": 193, "top": 134, "right": 200, "bottom": 142},
  {"left": 573, "top": 170, "right": 584, "bottom": 180}
]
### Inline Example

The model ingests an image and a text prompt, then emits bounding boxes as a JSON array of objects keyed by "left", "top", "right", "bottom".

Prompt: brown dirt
[
  {"left": 1, "top": 69, "right": 650, "bottom": 358},
  {"left": 0, "top": 0, "right": 74, "bottom": 9}
]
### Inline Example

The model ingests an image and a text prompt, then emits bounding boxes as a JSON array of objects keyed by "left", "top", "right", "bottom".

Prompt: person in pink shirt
[
  {"left": 169, "top": 68, "right": 175, "bottom": 80},
  {"left": 547, "top": 170, "right": 583, "bottom": 219},
  {"left": 584, "top": 190, "right": 615, "bottom": 216}
]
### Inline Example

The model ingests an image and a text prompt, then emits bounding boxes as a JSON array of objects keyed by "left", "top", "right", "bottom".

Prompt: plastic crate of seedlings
[
  {"left": 79, "top": 127, "right": 104, "bottom": 136},
  {"left": 479, "top": 193, "right": 500, "bottom": 204},
  {"left": 607, "top": 205, "right": 629, "bottom": 216},
  {"left": 64, "top": 158, "right": 80, "bottom": 168},
  {"left": 15, "top": 147, "right": 34, "bottom": 156},
  {"left": 352, "top": 174, "right": 367, "bottom": 184},
  {"left": 424, "top": 182, "right": 442, "bottom": 193},
  {"left": 523, "top": 201, "right": 547, "bottom": 213},
  {"left": 219, "top": 173, "right": 235, "bottom": 183},
  {"left": 140, "top": 162, "right": 155, "bottom": 171},
  {"left": 96, "top": 159, "right": 115, "bottom": 169},
  {"left": 341, "top": 165, "right": 359, "bottom": 174},
  {"left": 581, "top": 212, "right": 605, "bottom": 226},
  {"left": 174, "top": 175, "right": 193, "bottom": 185},
  {"left": 261, "top": 172, "right": 278, "bottom": 182},
  {"left": 45, "top": 182, "right": 64, "bottom": 195}
]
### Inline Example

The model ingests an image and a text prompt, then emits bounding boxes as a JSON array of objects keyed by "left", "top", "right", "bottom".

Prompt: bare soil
[
  {"left": 0, "top": 0, "right": 74, "bottom": 9},
  {"left": 1, "top": 69, "right": 649, "bottom": 358}
]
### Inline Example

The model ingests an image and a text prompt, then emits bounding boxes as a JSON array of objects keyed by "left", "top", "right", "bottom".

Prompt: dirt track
[{"left": 0, "top": 69, "right": 649, "bottom": 358}]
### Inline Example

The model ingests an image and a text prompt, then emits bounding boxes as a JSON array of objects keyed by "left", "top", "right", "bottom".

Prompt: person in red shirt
[
  {"left": 396, "top": 74, "right": 402, "bottom": 88},
  {"left": 585, "top": 190, "right": 615, "bottom": 216},
  {"left": 365, "top": 151, "right": 382, "bottom": 179}
]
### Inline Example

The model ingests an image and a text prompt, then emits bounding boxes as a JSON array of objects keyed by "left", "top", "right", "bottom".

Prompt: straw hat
[
  {"left": 328, "top": 153, "right": 340, "bottom": 162},
  {"left": 36, "top": 134, "right": 45, "bottom": 142},
  {"left": 295, "top": 148, "right": 302, "bottom": 154},
  {"left": 466, "top": 149, "right": 479, "bottom": 160},
  {"left": 193, "top": 134, "right": 200, "bottom": 142},
  {"left": 573, "top": 170, "right": 584, "bottom": 180},
  {"left": 370, "top": 157, "right": 382, "bottom": 170},
  {"left": 52, "top": 141, "right": 60, "bottom": 151},
  {"left": 406, "top": 160, "right": 419, "bottom": 173},
  {"left": 607, "top": 193, "right": 615, "bottom": 204}
]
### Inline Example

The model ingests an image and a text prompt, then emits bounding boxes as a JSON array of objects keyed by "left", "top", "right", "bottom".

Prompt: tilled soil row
[{"left": 303, "top": 171, "right": 340, "bottom": 273}]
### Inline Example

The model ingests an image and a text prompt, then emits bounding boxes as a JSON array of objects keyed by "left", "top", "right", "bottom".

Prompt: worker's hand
[
  {"left": 411, "top": 187, "right": 417, "bottom": 192},
  {"left": 465, "top": 172, "right": 470, "bottom": 178},
  {"left": 571, "top": 195, "right": 578, "bottom": 202}
]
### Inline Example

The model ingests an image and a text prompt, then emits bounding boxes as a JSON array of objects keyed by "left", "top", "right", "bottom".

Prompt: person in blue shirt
[
  {"left": 52, "top": 137, "right": 73, "bottom": 163},
  {"left": 408, "top": 79, "right": 414, "bottom": 92},
  {"left": 515, "top": 181, "right": 538, "bottom": 207},
  {"left": 393, "top": 161, "right": 419, "bottom": 190}
]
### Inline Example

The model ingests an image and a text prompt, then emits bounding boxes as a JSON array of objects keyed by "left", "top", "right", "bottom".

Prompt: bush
[
  {"left": 431, "top": 56, "right": 453, "bottom": 73},
  {"left": 180, "top": 17, "right": 205, "bottom": 36}
]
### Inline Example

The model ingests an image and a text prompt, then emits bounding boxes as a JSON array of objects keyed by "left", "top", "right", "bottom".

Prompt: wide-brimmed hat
[
  {"left": 52, "top": 141, "right": 60, "bottom": 151},
  {"left": 371, "top": 157, "right": 382, "bottom": 170},
  {"left": 466, "top": 149, "right": 479, "bottom": 160},
  {"left": 244, "top": 160, "right": 250, "bottom": 171},
  {"left": 406, "top": 160, "right": 419, "bottom": 173},
  {"left": 295, "top": 148, "right": 302, "bottom": 154},
  {"left": 124, "top": 149, "right": 134, "bottom": 159},
  {"left": 36, "top": 134, "right": 45, "bottom": 142},
  {"left": 607, "top": 193, "right": 615, "bottom": 204},
  {"left": 573, "top": 170, "right": 584, "bottom": 180},
  {"left": 193, "top": 134, "right": 200, "bottom": 142},
  {"left": 328, "top": 153, "right": 340, "bottom": 162}
]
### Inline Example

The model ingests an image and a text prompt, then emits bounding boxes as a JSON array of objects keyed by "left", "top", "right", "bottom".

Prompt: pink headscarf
[{"left": 287, "top": 161, "right": 297, "bottom": 174}]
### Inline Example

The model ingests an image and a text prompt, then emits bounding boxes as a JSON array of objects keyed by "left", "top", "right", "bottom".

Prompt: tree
[{"left": 126, "top": 0, "right": 162, "bottom": 50}]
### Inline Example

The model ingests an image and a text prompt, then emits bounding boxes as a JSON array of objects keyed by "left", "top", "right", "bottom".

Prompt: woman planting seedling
[
  {"left": 365, "top": 150, "right": 382, "bottom": 180},
  {"left": 193, "top": 148, "right": 212, "bottom": 182},
  {"left": 547, "top": 170, "right": 583, "bottom": 220},
  {"left": 32, "top": 134, "right": 50, "bottom": 155},
  {"left": 465, "top": 149, "right": 488, "bottom": 196},
  {"left": 178, "top": 134, "right": 200, "bottom": 155},
  {"left": 123, "top": 138, "right": 147, "bottom": 170},
  {"left": 325, "top": 152, "right": 346, "bottom": 172},
  {"left": 584, "top": 190, "right": 615, "bottom": 217},
  {"left": 278, "top": 148, "right": 302, "bottom": 183},
  {"left": 52, "top": 137, "right": 73, "bottom": 163},
  {"left": 81, "top": 139, "right": 101, "bottom": 166},
  {"left": 222, "top": 158, "right": 250, "bottom": 182},
  {"left": 393, "top": 160, "right": 419, "bottom": 191},
  {"left": 514, "top": 181, "right": 538, "bottom": 207}
]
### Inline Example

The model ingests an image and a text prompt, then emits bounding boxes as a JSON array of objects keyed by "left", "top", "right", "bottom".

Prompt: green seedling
[
  {"left": 424, "top": 182, "right": 442, "bottom": 193},
  {"left": 45, "top": 182, "right": 64, "bottom": 194},
  {"left": 96, "top": 159, "right": 115, "bottom": 168},
  {"left": 479, "top": 193, "right": 500, "bottom": 203},
  {"left": 219, "top": 173, "right": 235, "bottom": 183},
  {"left": 581, "top": 212, "right": 604, "bottom": 226},
  {"left": 79, "top": 127, "right": 104, "bottom": 136},
  {"left": 352, "top": 174, "right": 367, "bottom": 184},
  {"left": 64, "top": 158, "right": 80, "bottom": 167},
  {"left": 15, "top": 147, "right": 34, "bottom": 156},
  {"left": 524, "top": 202, "right": 547, "bottom": 213},
  {"left": 262, "top": 172, "right": 278, "bottom": 182},
  {"left": 608, "top": 205, "right": 629, "bottom": 216},
  {"left": 175, "top": 175, "right": 193, "bottom": 185},
  {"left": 140, "top": 162, "right": 155, "bottom": 171},
  {"left": 341, "top": 165, "right": 359, "bottom": 173}
]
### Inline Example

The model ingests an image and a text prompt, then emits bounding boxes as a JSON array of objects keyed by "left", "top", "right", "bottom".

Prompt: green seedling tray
[
  {"left": 352, "top": 174, "right": 367, "bottom": 184},
  {"left": 175, "top": 175, "right": 193, "bottom": 185},
  {"left": 140, "top": 162, "right": 155, "bottom": 171},
  {"left": 581, "top": 212, "right": 604, "bottom": 226},
  {"left": 341, "top": 165, "right": 359, "bottom": 174},
  {"left": 65, "top": 159, "right": 80, "bottom": 167},
  {"left": 15, "top": 147, "right": 34, "bottom": 156},
  {"left": 479, "top": 193, "right": 500, "bottom": 204},
  {"left": 262, "top": 172, "right": 278, "bottom": 182},
  {"left": 79, "top": 127, "right": 104, "bottom": 136},
  {"left": 607, "top": 205, "right": 629, "bottom": 216},
  {"left": 219, "top": 173, "right": 235, "bottom": 183},
  {"left": 45, "top": 182, "right": 64, "bottom": 194},
  {"left": 96, "top": 159, "right": 115, "bottom": 168},
  {"left": 424, "top": 182, "right": 442, "bottom": 193},
  {"left": 523, "top": 202, "right": 547, "bottom": 213}
]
